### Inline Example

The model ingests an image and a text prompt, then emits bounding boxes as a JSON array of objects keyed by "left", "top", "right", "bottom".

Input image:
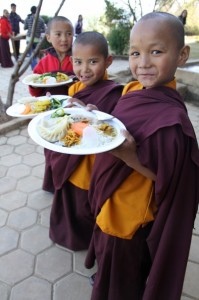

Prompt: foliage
[
  {"left": 108, "top": 23, "right": 131, "bottom": 55},
  {"left": 102, "top": 0, "right": 133, "bottom": 55},
  {"left": 40, "top": 15, "right": 51, "bottom": 50},
  {"left": 100, "top": 0, "right": 199, "bottom": 55},
  {"left": 41, "top": 14, "right": 50, "bottom": 25},
  {"left": 104, "top": 0, "right": 129, "bottom": 27}
]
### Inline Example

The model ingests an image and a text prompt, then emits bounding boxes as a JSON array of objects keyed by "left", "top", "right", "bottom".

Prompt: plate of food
[
  {"left": 6, "top": 95, "right": 71, "bottom": 118},
  {"left": 22, "top": 72, "right": 73, "bottom": 87},
  {"left": 28, "top": 107, "right": 126, "bottom": 155}
]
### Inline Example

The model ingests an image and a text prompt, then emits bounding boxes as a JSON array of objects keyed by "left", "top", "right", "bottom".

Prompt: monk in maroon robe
[
  {"left": 85, "top": 85, "right": 199, "bottom": 300},
  {"left": 85, "top": 12, "right": 199, "bottom": 300},
  {"left": 48, "top": 80, "right": 123, "bottom": 250}
]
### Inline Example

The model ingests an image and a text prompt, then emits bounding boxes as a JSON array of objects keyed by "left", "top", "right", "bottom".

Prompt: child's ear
[
  {"left": 106, "top": 55, "right": 113, "bottom": 68},
  {"left": 177, "top": 45, "right": 190, "bottom": 67},
  {"left": 46, "top": 34, "right": 51, "bottom": 43}
]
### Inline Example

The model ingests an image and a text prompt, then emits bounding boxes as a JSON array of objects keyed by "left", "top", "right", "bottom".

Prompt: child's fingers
[
  {"left": 86, "top": 104, "right": 98, "bottom": 111},
  {"left": 120, "top": 129, "right": 135, "bottom": 143}
]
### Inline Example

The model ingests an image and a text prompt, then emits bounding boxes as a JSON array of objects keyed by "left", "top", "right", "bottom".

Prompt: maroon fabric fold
[{"left": 86, "top": 86, "right": 199, "bottom": 300}]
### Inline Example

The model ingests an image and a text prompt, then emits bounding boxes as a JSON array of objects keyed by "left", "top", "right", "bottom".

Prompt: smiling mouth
[
  {"left": 139, "top": 74, "right": 154, "bottom": 76},
  {"left": 81, "top": 75, "right": 91, "bottom": 80}
]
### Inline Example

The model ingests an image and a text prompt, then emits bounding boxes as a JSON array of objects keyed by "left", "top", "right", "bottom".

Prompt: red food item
[{"left": 71, "top": 122, "right": 89, "bottom": 136}]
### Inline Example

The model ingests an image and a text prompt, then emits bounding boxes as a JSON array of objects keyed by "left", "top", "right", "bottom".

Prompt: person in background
[
  {"left": 48, "top": 31, "right": 123, "bottom": 251},
  {"left": 24, "top": 5, "right": 45, "bottom": 70},
  {"left": 0, "top": 9, "right": 14, "bottom": 68},
  {"left": 85, "top": 12, "right": 199, "bottom": 300},
  {"left": 75, "top": 14, "right": 83, "bottom": 37},
  {"left": 9, "top": 3, "right": 24, "bottom": 60},
  {"left": 178, "top": 9, "right": 187, "bottom": 26}
]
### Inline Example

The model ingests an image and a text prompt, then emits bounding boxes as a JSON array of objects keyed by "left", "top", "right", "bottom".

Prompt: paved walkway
[{"left": 0, "top": 59, "right": 199, "bottom": 299}]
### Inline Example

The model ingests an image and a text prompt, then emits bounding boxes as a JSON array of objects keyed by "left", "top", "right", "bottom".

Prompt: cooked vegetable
[
  {"left": 51, "top": 108, "right": 66, "bottom": 118},
  {"left": 50, "top": 97, "right": 68, "bottom": 109},
  {"left": 33, "top": 72, "right": 69, "bottom": 84},
  {"left": 71, "top": 122, "right": 89, "bottom": 136},
  {"left": 21, "top": 103, "right": 31, "bottom": 115}
]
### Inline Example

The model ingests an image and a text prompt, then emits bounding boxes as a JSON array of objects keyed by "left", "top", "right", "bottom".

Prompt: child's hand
[
  {"left": 64, "top": 98, "right": 86, "bottom": 108},
  {"left": 64, "top": 99, "right": 99, "bottom": 111},
  {"left": 111, "top": 130, "right": 156, "bottom": 180},
  {"left": 110, "top": 130, "right": 137, "bottom": 166},
  {"left": 86, "top": 104, "right": 98, "bottom": 111}
]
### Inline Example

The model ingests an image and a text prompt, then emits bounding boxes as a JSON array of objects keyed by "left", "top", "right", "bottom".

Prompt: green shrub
[{"left": 107, "top": 23, "right": 130, "bottom": 55}]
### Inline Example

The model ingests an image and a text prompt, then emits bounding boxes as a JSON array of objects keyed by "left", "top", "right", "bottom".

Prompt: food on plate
[
  {"left": 71, "top": 122, "right": 89, "bottom": 136},
  {"left": 21, "top": 103, "right": 31, "bottom": 115},
  {"left": 37, "top": 110, "right": 117, "bottom": 148},
  {"left": 38, "top": 115, "right": 72, "bottom": 142},
  {"left": 33, "top": 72, "right": 70, "bottom": 84},
  {"left": 17, "top": 97, "right": 69, "bottom": 115},
  {"left": 17, "top": 96, "right": 37, "bottom": 104},
  {"left": 51, "top": 107, "right": 66, "bottom": 118},
  {"left": 20, "top": 100, "right": 51, "bottom": 114},
  {"left": 61, "top": 129, "right": 81, "bottom": 147}
]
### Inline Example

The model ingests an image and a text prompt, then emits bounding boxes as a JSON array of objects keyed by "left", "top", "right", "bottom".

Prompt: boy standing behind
[
  {"left": 48, "top": 32, "right": 123, "bottom": 251},
  {"left": 27, "top": 16, "right": 75, "bottom": 195},
  {"left": 85, "top": 12, "right": 199, "bottom": 300},
  {"left": 28, "top": 16, "right": 74, "bottom": 97}
]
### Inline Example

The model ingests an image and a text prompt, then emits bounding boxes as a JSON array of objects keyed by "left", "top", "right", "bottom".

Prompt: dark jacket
[
  {"left": 24, "top": 13, "right": 45, "bottom": 39},
  {"left": 9, "top": 12, "right": 24, "bottom": 34}
]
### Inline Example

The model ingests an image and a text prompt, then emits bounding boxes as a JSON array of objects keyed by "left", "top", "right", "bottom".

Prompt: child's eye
[
  {"left": 90, "top": 60, "right": 97, "bottom": 64},
  {"left": 152, "top": 50, "right": 162, "bottom": 55},
  {"left": 130, "top": 51, "right": 139, "bottom": 57},
  {"left": 73, "top": 60, "right": 81, "bottom": 65},
  {"left": 66, "top": 32, "right": 72, "bottom": 37}
]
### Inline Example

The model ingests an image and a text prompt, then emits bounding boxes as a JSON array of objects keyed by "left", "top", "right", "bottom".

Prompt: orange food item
[
  {"left": 21, "top": 103, "right": 31, "bottom": 115},
  {"left": 71, "top": 122, "right": 89, "bottom": 136}
]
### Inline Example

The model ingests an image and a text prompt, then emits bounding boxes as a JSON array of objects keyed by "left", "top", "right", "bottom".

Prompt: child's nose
[
  {"left": 82, "top": 63, "right": 89, "bottom": 72},
  {"left": 139, "top": 55, "right": 151, "bottom": 67}
]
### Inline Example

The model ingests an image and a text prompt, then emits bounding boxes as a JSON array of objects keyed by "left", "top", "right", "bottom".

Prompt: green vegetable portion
[
  {"left": 50, "top": 98, "right": 68, "bottom": 109},
  {"left": 51, "top": 108, "right": 69, "bottom": 118}
]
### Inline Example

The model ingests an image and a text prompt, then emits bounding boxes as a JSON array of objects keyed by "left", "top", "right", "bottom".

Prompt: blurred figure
[
  {"left": 75, "top": 14, "right": 83, "bottom": 36},
  {"left": 178, "top": 9, "right": 187, "bottom": 26},
  {"left": 9, "top": 3, "right": 24, "bottom": 60},
  {"left": 24, "top": 6, "right": 45, "bottom": 69},
  {"left": 0, "top": 9, "right": 14, "bottom": 68}
]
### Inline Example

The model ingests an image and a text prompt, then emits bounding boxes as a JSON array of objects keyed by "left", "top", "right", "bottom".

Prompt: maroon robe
[
  {"left": 0, "top": 37, "right": 14, "bottom": 68},
  {"left": 48, "top": 80, "right": 123, "bottom": 250},
  {"left": 85, "top": 86, "right": 199, "bottom": 300}
]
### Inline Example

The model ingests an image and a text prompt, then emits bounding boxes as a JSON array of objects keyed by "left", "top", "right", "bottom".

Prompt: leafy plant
[{"left": 108, "top": 23, "right": 130, "bottom": 55}]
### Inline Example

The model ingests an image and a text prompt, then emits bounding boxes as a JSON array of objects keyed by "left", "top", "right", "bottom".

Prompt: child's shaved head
[
  {"left": 73, "top": 31, "right": 109, "bottom": 58},
  {"left": 46, "top": 16, "right": 73, "bottom": 34},
  {"left": 136, "top": 12, "right": 185, "bottom": 49}
]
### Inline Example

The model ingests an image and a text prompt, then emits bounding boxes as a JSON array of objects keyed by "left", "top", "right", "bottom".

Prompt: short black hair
[
  {"left": 11, "top": 3, "right": 16, "bottom": 7},
  {"left": 138, "top": 12, "right": 185, "bottom": 49},
  {"left": 46, "top": 16, "right": 74, "bottom": 34},
  {"left": 73, "top": 31, "right": 109, "bottom": 58},
  {"left": 31, "top": 6, "right": 37, "bottom": 14}
]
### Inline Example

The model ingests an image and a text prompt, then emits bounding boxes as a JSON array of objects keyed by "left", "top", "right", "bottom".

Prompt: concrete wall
[{"left": 175, "top": 60, "right": 199, "bottom": 104}]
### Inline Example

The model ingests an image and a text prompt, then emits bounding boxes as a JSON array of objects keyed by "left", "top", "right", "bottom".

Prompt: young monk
[
  {"left": 49, "top": 31, "right": 123, "bottom": 250},
  {"left": 27, "top": 16, "right": 75, "bottom": 193},
  {"left": 28, "top": 16, "right": 74, "bottom": 97},
  {"left": 85, "top": 12, "right": 199, "bottom": 300}
]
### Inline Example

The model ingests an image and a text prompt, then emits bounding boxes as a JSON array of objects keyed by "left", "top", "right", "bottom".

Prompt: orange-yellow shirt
[{"left": 96, "top": 79, "right": 176, "bottom": 239}]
